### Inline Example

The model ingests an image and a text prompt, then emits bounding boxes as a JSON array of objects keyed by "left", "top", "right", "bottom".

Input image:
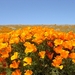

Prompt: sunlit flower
[
  {"left": 52, "top": 55, "right": 62, "bottom": 67},
  {"left": 9, "top": 37, "right": 19, "bottom": 44},
  {"left": 54, "top": 45, "right": 63, "bottom": 54},
  {"left": 60, "top": 50, "right": 69, "bottom": 58},
  {"left": 38, "top": 51, "right": 46, "bottom": 58},
  {"left": 23, "top": 57, "right": 32, "bottom": 66},
  {"left": 1, "top": 51, "right": 9, "bottom": 58},
  {"left": 69, "top": 53, "right": 75, "bottom": 59},
  {"left": 24, "top": 70, "right": 33, "bottom": 75},
  {"left": 24, "top": 42, "right": 37, "bottom": 54},
  {"left": 65, "top": 31, "right": 74, "bottom": 40},
  {"left": 0, "top": 38, "right": 3, "bottom": 43},
  {"left": 0, "top": 43, "right": 8, "bottom": 50},
  {"left": 58, "top": 32, "right": 66, "bottom": 40},
  {"left": 62, "top": 40, "right": 73, "bottom": 50},
  {"left": 71, "top": 39, "right": 75, "bottom": 46},
  {"left": 0, "top": 57, "right": 4, "bottom": 62},
  {"left": 11, "top": 69, "right": 21, "bottom": 75},
  {"left": 54, "top": 39, "right": 63, "bottom": 46},
  {"left": 11, "top": 52, "right": 18, "bottom": 60},
  {"left": 32, "top": 33, "right": 45, "bottom": 44},
  {"left": 10, "top": 60, "right": 20, "bottom": 68},
  {"left": 1, "top": 26, "right": 75, "bottom": 75},
  {"left": 47, "top": 41, "right": 53, "bottom": 47},
  {"left": 44, "top": 32, "right": 49, "bottom": 37},
  {"left": 58, "top": 65, "right": 63, "bottom": 70},
  {"left": 72, "top": 59, "right": 75, "bottom": 63},
  {"left": 5, "top": 45, "right": 12, "bottom": 53}
]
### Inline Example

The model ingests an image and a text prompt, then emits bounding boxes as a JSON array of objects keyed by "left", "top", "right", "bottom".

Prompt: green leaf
[
  {"left": 50, "top": 68, "right": 60, "bottom": 75},
  {"left": 6, "top": 68, "right": 12, "bottom": 75}
]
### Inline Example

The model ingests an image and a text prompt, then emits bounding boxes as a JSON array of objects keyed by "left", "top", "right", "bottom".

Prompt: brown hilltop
[{"left": 0, "top": 24, "right": 75, "bottom": 33}]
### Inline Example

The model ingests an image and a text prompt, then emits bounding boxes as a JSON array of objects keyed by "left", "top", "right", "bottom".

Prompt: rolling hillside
[{"left": 0, "top": 24, "right": 75, "bottom": 33}]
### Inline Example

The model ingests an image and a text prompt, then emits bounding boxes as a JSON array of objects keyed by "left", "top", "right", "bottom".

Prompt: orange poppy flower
[
  {"left": 0, "top": 57, "right": 4, "bottom": 62},
  {"left": 52, "top": 55, "right": 62, "bottom": 67},
  {"left": 24, "top": 70, "right": 33, "bottom": 75},
  {"left": 62, "top": 41, "right": 73, "bottom": 50},
  {"left": 69, "top": 53, "right": 75, "bottom": 59},
  {"left": 58, "top": 32, "right": 66, "bottom": 40},
  {"left": 0, "top": 71, "right": 6, "bottom": 75},
  {"left": 72, "top": 59, "right": 75, "bottom": 63},
  {"left": 65, "top": 31, "right": 74, "bottom": 40},
  {"left": 71, "top": 39, "right": 75, "bottom": 46},
  {"left": 1, "top": 51, "right": 9, "bottom": 58},
  {"left": 47, "top": 41, "right": 53, "bottom": 47},
  {"left": 24, "top": 42, "right": 37, "bottom": 54},
  {"left": 25, "top": 34, "right": 32, "bottom": 40},
  {"left": 9, "top": 37, "right": 19, "bottom": 44},
  {"left": 23, "top": 57, "right": 32, "bottom": 66},
  {"left": 60, "top": 50, "right": 69, "bottom": 58},
  {"left": 11, "top": 29, "right": 21, "bottom": 38},
  {"left": 54, "top": 45, "right": 63, "bottom": 54},
  {"left": 5, "top": 45, "right": 12, "bottom": 53},
  {"left": 11, "top": 69, "right": 21, "bottom": 75},
  {"left": 38, "top": 51, "right": 46, "bottom": 58},
  {"left": 46, "top": 50, "right": 54, "bottom": 60},
  {"left": 44, "top": 32, "right": 49, "bottom": 37},
  {"left": 24, "top": 42, "right": 30, "bottom": 46},
  {"left": 10, "top": 60, "right": 20, "bottom": 68},
  {"left": 54, "top": 39, "right": 63, "bottom": 46}
]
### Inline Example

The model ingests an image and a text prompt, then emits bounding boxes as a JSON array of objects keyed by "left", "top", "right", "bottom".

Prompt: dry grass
[{"left": 0, "top": 24, "right": 75, "bottom": 33}]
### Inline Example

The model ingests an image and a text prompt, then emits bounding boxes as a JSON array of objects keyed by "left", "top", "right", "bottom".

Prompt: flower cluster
[{"left": 0, "top": 26, "right": 75, "bottom": 75}]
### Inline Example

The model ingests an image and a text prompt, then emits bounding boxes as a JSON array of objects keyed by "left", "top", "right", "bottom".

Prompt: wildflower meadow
[{"left": 0, "top": 26, "right": 75, "bottom": 75}]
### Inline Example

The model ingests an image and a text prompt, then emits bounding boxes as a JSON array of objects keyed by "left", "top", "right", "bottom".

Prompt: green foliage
[
  {"left": 6, "top": 68, "right": 12, "bottom": 75},
  {"left": 60, "top": 58, "right": 75, "bottom": 75},
  {"left": 11, "top": 42, "right": 25, "bottom": 59},
  {"left": 1, "top": 40, "right": 75, "bottom": 75}
]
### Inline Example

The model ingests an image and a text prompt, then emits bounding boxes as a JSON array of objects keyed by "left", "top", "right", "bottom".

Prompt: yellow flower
[
  {"left": 44, "top": 32, "right": 49, "bottom": 37},
  {"left": 24, "top": 42, "right": 37, "bottom": 54},
  {"left": 54, "top": 39, "right": 63, "bottom": 46},
  {"left": 23, "top": 57, "right": 32, "bottom": 66},
  {"left": 38, "top": 51, "right": 46, "bottom": 58},
  {"left": 72, "top": 59, "right": 75, "bottom": 63},
  {"left": 24, "top": 70, "right": 33, "bottom": 75},
  {"left": 71, "top": 39, "right": 75, "bottom": 46},
  {"left": 0, "top": 43, "right": 8, "bottom": 49},
  {"left": 11, "top": 29, "right": 21, "bottom": 38},
  {"left": 58, "top": 65, "right": 63, "bottom": 70},
  {"left": 11, "top": 52, "right": 18, "bottom": 60},
  {"left": 9, "top": 37, "right": 19, "bottom": 44}
]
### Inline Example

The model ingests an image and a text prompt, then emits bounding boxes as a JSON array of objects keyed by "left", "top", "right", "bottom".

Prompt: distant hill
[{"left": 0, "top": 24, "right": 75, "bottom": 33}]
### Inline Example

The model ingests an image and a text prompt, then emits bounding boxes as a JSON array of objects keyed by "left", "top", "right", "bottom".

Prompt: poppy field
[{"left": 0, "top": 25, "right": 75, "bottom": 75}]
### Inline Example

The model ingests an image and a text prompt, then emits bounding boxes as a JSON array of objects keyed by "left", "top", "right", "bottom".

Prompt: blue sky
[{"left": 0, "top": 0, "right": 75, "bottom": 25}]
